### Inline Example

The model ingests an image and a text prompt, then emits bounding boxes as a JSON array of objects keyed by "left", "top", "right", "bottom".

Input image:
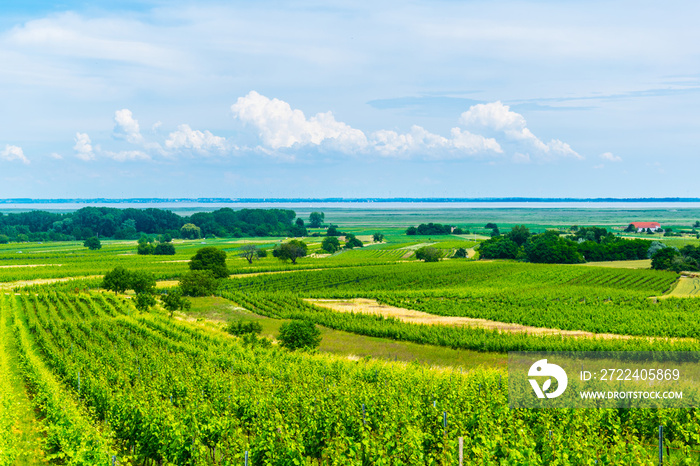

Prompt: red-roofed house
[{"left": 630, "top": 222, "right": 661, "bottom": 232}]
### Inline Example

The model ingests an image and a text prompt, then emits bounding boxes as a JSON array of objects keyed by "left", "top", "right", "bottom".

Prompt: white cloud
[
  {"left": 371, "top": 125, "right": 501, "bottom": 158},
  {"left": 113, "top": 109, "right": 144, "bottom": 144},
  {"left": 73, "top": 132, "right": 95, "bottom": 161},
  {"left": 600, "top": 151, "right": 622, "bottom": 162},
  {"left": 1, "top": 145, "right": 29, "bottom": 164},
  {"left": 231, "top": 91, "right": 368, "bottom": 151},
  {"left": 460, "top": 102, "right": 582, "bottom": 160},
  {"left": 449, "top": 128, "right": 502, "bottom": 155},
  {"left": 104, "top": 150, "right": 151, "bottom": 162},
  {"left": 165, "top": 124, "right": 227, "bottom": 153},
  {"left": 49, "top": 152, "right": 63, "bottom": 160},
  {"left": 231, "top": 91, "right": 506, "bottom": 159}
]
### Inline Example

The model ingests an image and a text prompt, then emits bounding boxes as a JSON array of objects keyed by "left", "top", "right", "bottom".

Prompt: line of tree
[
  {"left": 406, "top": 223, "right": 467, "bottom": 235},
  {"left": 478, "top": 225, "right": 652, "bottom": 264},
  {"left": 651, "top": 244, "right": 700, "bottom": 272},
  {"left": 0, "top": 206, "right": 310, "bottom": 242}
]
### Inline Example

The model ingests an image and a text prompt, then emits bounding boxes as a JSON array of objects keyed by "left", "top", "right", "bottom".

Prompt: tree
[
  {"left": 102, "top": 266, "right": 132, "bottom": 293},
  {"left": 290, "top": 218, "right": 308, "bottom": 237},
  {"left": 490, "top": 227, "right": 500, "bottom": 237},
  {"left": 83, "top": 236, "right": 102, "bottom": 250},
  {"left": 479, "top": 236, "right": 519, "bottom": 259},
  {"left": 372, "top": 232, "right": 384, "bottom": 242},
  {"left": 415, "top": 246, "right": 442, "bottom": 262},
  {"left": 308, "top": 212, "right": 325, "bottom": 228},
  {"left": 695, "top": 221, "right": 700, "bottom": 228},
  {"left": 485, "top": 223, "right": 498, "bottom": 229},
  {"left": 625, "top": 224, "right": 636, "bottom": 233},
  {"left": 453, "top": 247, "right": 468, "bottom": 258},
  {"left": 160, "top": 287, "right": 191, "bottom": 318},
  {"left": 278, "top": 320, "right": 321, "bottom": 351},
  {"left": 273, "top": 240, "right": 308, "bottom": 264},
  {"left": 180, "top": 223, "right": 202, "bottom": 239},
  {"left": 524, "top": 231, "right": 583, "bottom": 264},
  {"left": 651, "top": 247, "right": 681, "bottom": 271},
  {"left": 344, "top": 234, "right": 363, "bottom": 249},
  {"left": 137, "top": 242, "right": 155, "bottom": 255},
  {"left": 130, "top": 270, "right": 157, "bottom": 295},
  {"left": 189, "top": 246, "right": 229, "bottom": 278},
  {"left": 321, "top": 236, "right": 341, "bottom": 253},
  {"left": 179, "top": 270, "right": 219, "bottom": 297},
  {"left": 154, "top": 242, "right": 176, "bottom": 255},
  {"left": 256, "top": 248, "right": 267, "bottom": 258},
  {"left": 326, "top": 224, "right": 341, "bottom": 236},
  {"left": 506, "top": 225, "right": 530, "bottom": 247},
  {"left": 239, "top": 244, "right": 261, "bottom": 264},
  {"left": 134, "top": 293, "right": 156, "bottom": 312}
]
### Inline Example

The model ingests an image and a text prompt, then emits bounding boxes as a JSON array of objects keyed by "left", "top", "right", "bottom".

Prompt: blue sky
[{"left": 1, "top": 0, "right": 699, "bottom": 198}]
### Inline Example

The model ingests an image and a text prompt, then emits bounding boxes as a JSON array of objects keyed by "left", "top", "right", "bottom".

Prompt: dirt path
[
  {"left": 0, "top": 275, "right": 102, "bottom": 289},
  {"left": 0, "top": 264, "right": 61, "bottom": 269},
  {"left": 306, "top": 298, "right": 642, "bottom": 340}
]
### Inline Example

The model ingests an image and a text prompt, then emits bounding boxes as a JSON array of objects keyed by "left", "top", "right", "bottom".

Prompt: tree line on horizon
[{"left": 0, "top": 207, "right": 313, "bottom": 243}]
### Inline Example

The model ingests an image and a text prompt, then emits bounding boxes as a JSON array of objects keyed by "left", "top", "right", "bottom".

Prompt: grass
[
  {"left": 184, "top": 296, "right": 506, "bottom": 369},
  {"left": 578, "top": 259, "right": 652, "bottom": 269},
  {"left": 668, "top": 276, "right": 700, "bottom": 297}
]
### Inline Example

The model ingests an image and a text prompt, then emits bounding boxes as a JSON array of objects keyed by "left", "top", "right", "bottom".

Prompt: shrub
[
  {"left": 278, "top": 320, "right": 321, "bottom": 351},
  {"left": 154, "top": 242, "right": 176, "bottom": 255},
  {"left": 226, "top": 320, "right": 263, "bottom": 336}
]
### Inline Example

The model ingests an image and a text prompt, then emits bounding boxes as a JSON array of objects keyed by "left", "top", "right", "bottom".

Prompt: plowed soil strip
[{"left": 306, "top": 298, "right": 647, "bottom": 340}]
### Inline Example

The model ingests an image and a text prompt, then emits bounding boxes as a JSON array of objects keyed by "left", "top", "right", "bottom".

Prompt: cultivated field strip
[{"left": 4, "top": 290, "right": 700, "bottom": 464}]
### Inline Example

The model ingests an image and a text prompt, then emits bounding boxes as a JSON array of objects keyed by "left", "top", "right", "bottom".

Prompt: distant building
[{"left": 630, "top": 222, "right": 661, "bottom": 232}]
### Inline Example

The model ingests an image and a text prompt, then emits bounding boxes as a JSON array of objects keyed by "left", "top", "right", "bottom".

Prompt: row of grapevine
[
  {"left": 222, "top": 291, "right": 700, "bottom": 354},
  {"left": 9, "top": 293, "right": 117, "bottom": 464}
]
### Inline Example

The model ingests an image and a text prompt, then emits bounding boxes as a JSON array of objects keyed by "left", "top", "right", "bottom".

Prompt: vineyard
[
  {"left": 3, "top": 228, "right": 700, "bottom": 464},
  {"left": 2, "top": 290, "right": 700, "bottom": 465}
]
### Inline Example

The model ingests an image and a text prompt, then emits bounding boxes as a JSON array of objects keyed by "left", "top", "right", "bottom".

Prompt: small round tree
[
  {"left": 321, "top": 236, "right": 340, "bottom": 253},
  {"left": 273, "top": 240, "right": 307, "bottom": 264},
  {"left": 278, "top": 320, "right": 321, "bottom": 351},
  {"left": 179, "top": 270, "right": 219, "bottom": 297},
  {"left": 415, "top": 246, "right": 442, "bottom": 262},
  {"left": 84, "top": 236, "right": 102, "bottom": 250},
  {"left": 190, "top": 246, "right": 229, "bottom": 278}
]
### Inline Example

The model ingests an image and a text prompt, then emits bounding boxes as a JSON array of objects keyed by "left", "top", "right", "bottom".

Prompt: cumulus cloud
[
  {"left": 113, "top": 109, "right": 144, "bottom": 144},
  {"left": 600, "top": 151, "right": 622, "bottom": 162},
  {"left": 230, "top": 91, "right": 580, "bottom": 162},
  {"left": 165, "top": 124, "right": 227, "bottom": 153},
  {"left": 49, "top": 152, "right": 63, "bottom": 160},
  {"left": 231, "top": 91, "right": 368, "bottom": 151},
  {"left": 371, "top": 125, "right": 501, "bottom": 158},
  {"left": 459, "top": 101, "right": 582, "bottom": 160},
  {"left": 1, "top": 145, "right": 30, "bottom": 164},
  {"left": 73, "top": 133, "right": 95, "bottom": 161}
]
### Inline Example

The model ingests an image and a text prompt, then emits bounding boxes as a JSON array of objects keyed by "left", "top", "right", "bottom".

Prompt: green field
[{"left": 2, "top": 206, "right": 700, "bottom": 464}]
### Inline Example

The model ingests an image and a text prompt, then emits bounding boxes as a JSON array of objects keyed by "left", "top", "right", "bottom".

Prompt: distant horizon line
[{"left": 2, "top": 197, "right": 700, "bottom": 204}]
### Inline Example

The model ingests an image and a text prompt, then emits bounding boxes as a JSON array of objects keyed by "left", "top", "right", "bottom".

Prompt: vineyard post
[
  {"left": 659, "top": 425, "right": 663, "bottom": 466},
  {"left": 112, "top": 455, "right": 116, "bottom": 466},
  {"left": 245, "top": 450, "right": 249, "bottom": 466},
  {"left": 458, "top": 437, "right": 463, "bottom": 466}
]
